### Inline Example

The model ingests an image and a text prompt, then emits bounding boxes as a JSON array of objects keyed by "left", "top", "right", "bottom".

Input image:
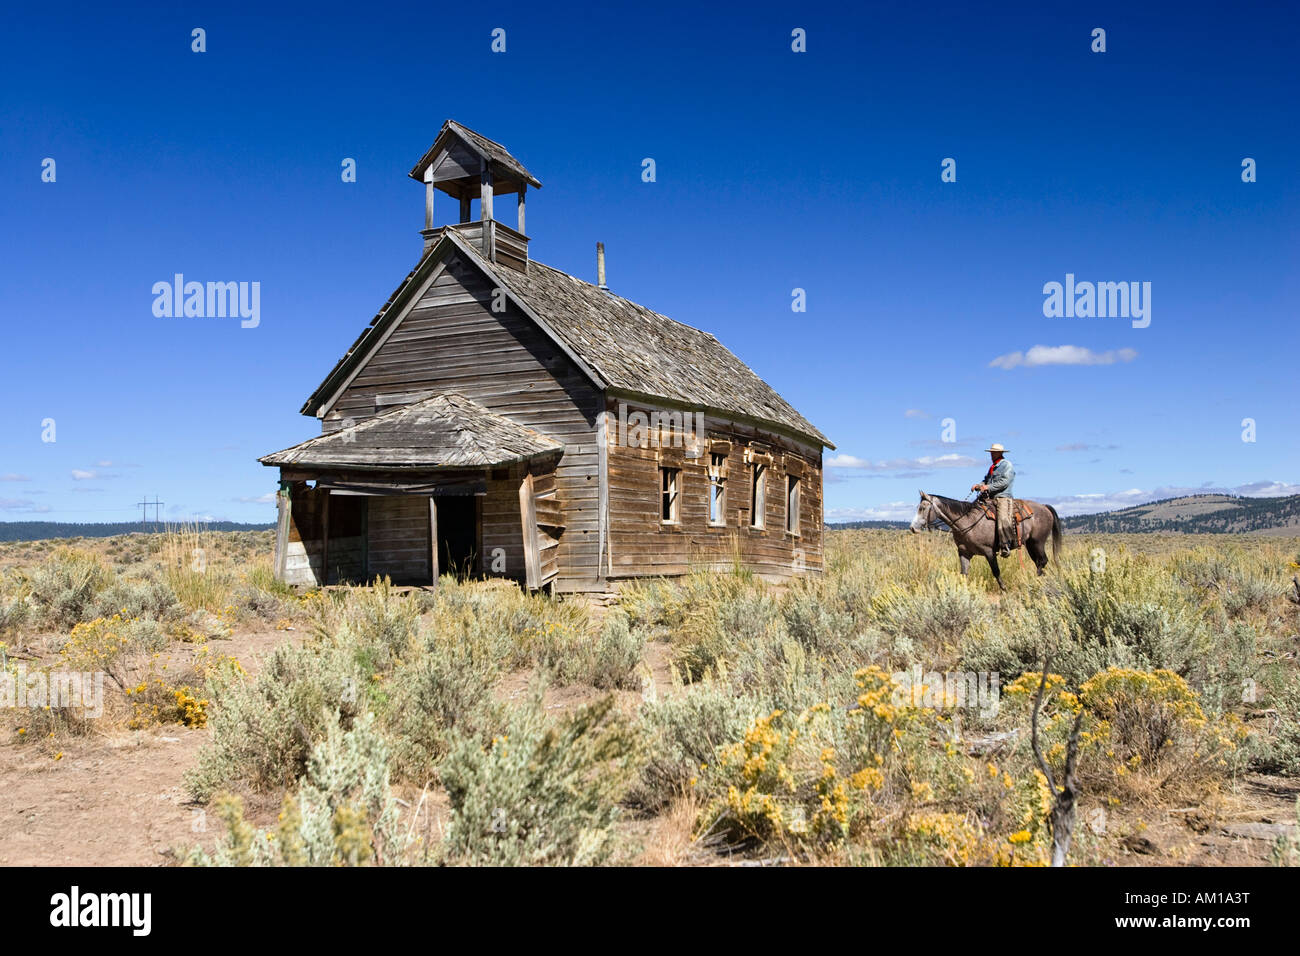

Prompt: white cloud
[
  {"left": 840, "top": 479, "right": 1300, "bottom": 523},
  {"left": 827, "top": 453, "right": 976, "bottom": 473},
  {"left": 827, "top": 502, "right": 916, "bottom": 522},
  {"left": 234, "top": 493, "right": 278, "bottom": 504},
  {"left": 1040, "top": 488, "right": 1151, "bottom": 515},
  {"left": 168, "top": 511, "right": 220, "bottom": 523},
  {"left": 71, "top": 467, "right": 119, "bottom": 481},
  {"left": 0, "top": 473, "right": 29, "bottom": 481},
  {"left": 903, "top": 409, "right": 931, "bottom": 419},
  {"left": 1233, "top": 480, "right": 1300, "bottom": 497},
  {"left": 826, "top": 454, "right": 871, "bottom": 469},
  {"left": 989, "top": 345, "right": 1138, "bottom": 370},
  {"left": 0, "top": 498, "right": 52, "bottom": 513},
  {"left": 1043, "top": 480, "right": 1300, "bottom": 516},
  {"left": 910, "top": 437, "right": 980, "bottom": 449}
]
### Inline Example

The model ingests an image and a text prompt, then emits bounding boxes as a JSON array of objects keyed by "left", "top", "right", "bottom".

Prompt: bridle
[{"left": 921, "top": 495, "right": 985, "bottom": 535}]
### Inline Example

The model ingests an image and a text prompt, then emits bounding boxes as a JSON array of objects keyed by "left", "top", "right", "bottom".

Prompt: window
[
  {"left": 660, "top": 467, "right": 680, "bottom": 523},
  {"left": 786, "top": 475, "right": 801, "bottom": 535},
  {"left": 708, "top": 453, "right": 727, "bottom": 526},
  {"left": 750, "top": 462, "right": 767, "bottom": 528}
]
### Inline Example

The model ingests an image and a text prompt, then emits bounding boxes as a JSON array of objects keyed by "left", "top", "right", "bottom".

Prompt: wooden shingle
[{"left": 262, "top": 393, "right": 563, "bottom": 469}]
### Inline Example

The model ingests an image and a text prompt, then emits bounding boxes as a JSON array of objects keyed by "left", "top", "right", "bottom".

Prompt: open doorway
[{"left": 435, "top": 495, "right": 478, "bottom": 578}]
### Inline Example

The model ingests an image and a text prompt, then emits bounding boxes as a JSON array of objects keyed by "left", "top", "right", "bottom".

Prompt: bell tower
[{"left": 408, "top": 120, "right": 541, "bottom": 272}]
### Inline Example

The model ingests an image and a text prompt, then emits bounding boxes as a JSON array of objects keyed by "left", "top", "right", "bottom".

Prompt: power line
[{"left": 136, "top": 495, "right": 164, "bottom": 528}]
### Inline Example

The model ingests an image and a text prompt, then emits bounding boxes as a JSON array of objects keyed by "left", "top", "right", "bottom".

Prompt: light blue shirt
[{"left": 985, "top": 458, "right": 1015, "bottom": 498}]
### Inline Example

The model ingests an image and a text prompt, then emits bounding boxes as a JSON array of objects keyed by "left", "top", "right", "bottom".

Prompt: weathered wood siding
[
  {"left": 605, "top": 397, "right": 824, "bottom": 580},
  {"left": 284, "top": 484, "right": 323, "bottom": 586},
  {"left": 319, "top": 251, "right": 604, "bottom": 591}
]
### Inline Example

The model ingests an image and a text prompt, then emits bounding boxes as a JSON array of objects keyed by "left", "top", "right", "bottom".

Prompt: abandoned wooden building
[{"left": 260, "top": 120, "right": 833, "bottom": 593}]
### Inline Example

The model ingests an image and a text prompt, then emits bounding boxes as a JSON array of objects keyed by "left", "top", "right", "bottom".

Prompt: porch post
[
  {"left": 274, "top": 480, "right": 290, "bottom": 582},
  {"left": 428, "top": 496, "right": 439, "bottom": 587},
  {"left": 320, "top": 489, "right": 330, "bottom": 587}
]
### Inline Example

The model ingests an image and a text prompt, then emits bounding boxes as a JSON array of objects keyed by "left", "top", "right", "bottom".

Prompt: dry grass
[
  {"left": 631, "top": 793, "right": 705, "bottom": 866},
  {"left": 160, "top": 524, "right": 239, "bottom": 613},
  {"left": 1, "top": 526, "right": 1297, "bottom": 866}
]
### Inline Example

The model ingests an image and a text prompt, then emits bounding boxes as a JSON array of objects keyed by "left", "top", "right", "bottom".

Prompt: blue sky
[{"left": 1, "top": 0, "right": 1296, "bottom": 524}]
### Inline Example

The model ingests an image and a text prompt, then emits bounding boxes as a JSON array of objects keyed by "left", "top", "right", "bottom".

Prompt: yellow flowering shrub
[
  {"left": 703, "top": 704, "right": 851, "bottom": 847},
  {"left": 1080, "top": 667, "right": 1246, "bottom": 789},
  {"left": 1005, "top": 667, "right": 1247, "bottom": 796},
  {"left": 899, "top": 812, "right": 989, "bottom": 866},
  {"left": 174, "top": 687, "right": 209, "bottom": 728},
  {"left": 698, "top": 665, "right": 1073, "bottom": 863},
  {"left": 59, "top": 614, "right": 137, "bottom": 681}
]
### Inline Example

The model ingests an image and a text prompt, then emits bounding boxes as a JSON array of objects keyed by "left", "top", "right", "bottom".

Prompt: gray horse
[{"left": 910, "top": 491, "right": 1062, "bottom": 589}]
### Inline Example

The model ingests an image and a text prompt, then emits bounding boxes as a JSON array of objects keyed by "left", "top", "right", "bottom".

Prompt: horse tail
[{"left": 1046, "top": 504, "right": 1062, "bottom": 561}]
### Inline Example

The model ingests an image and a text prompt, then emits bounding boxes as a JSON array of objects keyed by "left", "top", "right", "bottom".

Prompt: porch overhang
[{"left": 259, "top": 392, "right": 564, "bottom": 472}]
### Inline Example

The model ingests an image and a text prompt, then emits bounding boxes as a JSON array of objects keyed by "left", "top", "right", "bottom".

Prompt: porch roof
[{"left": 259, "top": 393, "right": 563, "bottom": 470}]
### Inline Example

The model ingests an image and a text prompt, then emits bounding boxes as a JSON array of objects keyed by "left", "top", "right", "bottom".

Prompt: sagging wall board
[{"left": 519, "top": 468, "right": 562, "bottom": 590}]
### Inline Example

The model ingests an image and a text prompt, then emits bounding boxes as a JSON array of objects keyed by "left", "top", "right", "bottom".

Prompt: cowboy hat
[{"left": 985, "top": 443, "right": 1008, "bottom": 454}]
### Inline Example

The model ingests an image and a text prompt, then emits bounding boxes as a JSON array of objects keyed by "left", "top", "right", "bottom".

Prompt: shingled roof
[
  {"left": 263, "top": 393, "right": 563, "bottom": 470},
  {"left": 408, "top": 120, "right": 542, "bottom": 189},
  {"left": 302, "top": 230, "right": 832, "bottom": 448},
  {"left": 455, "top": 239, "right": 831, "bottom": 446}
]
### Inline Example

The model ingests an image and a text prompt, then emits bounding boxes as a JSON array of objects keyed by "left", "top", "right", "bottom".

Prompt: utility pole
[{"left": 137, "top": 496, "right": 165, "bottom": 530}]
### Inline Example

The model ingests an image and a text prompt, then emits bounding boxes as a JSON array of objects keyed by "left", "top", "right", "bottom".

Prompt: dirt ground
[
  {"left": 1101, "top": 773, "right": 1299, "bottom": 866},
  {"left": 0, "top": 626, "right": 289, "bottom": 866},
  {"left": 0, "top": 628, "right": 686, "bottom": 867}
]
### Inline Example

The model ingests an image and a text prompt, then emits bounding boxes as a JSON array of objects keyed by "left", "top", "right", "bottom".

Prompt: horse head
[{"left": 910, "top": 491, "right": 933, "bottom": 533}]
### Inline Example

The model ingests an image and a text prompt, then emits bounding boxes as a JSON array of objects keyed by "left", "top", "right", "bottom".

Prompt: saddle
[
  {"left": 977, "top": 498, "right": 1033, "bottom": 524},
  {"left": 978, "top": 498, "right": 1033, "bottom": 551}
]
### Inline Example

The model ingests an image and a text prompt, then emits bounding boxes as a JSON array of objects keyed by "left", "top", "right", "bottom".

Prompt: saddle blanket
[{"left": 978, "top": 499, "right": 1033, "bottom": 523}]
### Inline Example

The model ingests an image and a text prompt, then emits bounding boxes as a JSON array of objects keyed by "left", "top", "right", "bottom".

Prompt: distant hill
[
  {"left": 826, "top": 494, "right": 1300, "bottom": 535},
  {"left": 0, "top": 521, "right": 274, "bottom": 543},
  {"left": 826, "top": 519, "right": 909, "bottom": 530},
  {"left": 1061, "top": 494, "right": 1300, "bottom": 534}
]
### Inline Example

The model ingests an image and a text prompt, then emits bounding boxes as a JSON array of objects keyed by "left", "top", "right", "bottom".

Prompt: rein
[{"left": 926, "top": 496, "right": 986, "bottom": 535}]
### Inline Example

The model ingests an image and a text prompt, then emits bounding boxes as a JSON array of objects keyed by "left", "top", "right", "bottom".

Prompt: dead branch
[{"left": 1030, "top": 657, "right": 1085, "bottom": 867}]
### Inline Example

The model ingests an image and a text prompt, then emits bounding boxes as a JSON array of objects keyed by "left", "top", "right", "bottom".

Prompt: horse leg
[
  {"left": 958, "top": 551, "right": 971, "bottom": 576},
  {"left": 988, "top": 553, "right": 1004, "bottom": 590},
  {"left": 1026, "top": 536, "right": 1048, "bottom": 575}
]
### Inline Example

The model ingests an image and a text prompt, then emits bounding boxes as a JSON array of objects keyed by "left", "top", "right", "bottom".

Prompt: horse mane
[{"left": 927, "top": 494, "right": 977, "bottom": 516}]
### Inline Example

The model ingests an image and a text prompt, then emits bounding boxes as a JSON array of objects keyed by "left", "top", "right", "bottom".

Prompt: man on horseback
[
  {"left": 971, "top": 443, "right": 1015, "bottom": 558},
  {"left": 913, "top": 444, "right": 1059, "bottom": 589}
]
